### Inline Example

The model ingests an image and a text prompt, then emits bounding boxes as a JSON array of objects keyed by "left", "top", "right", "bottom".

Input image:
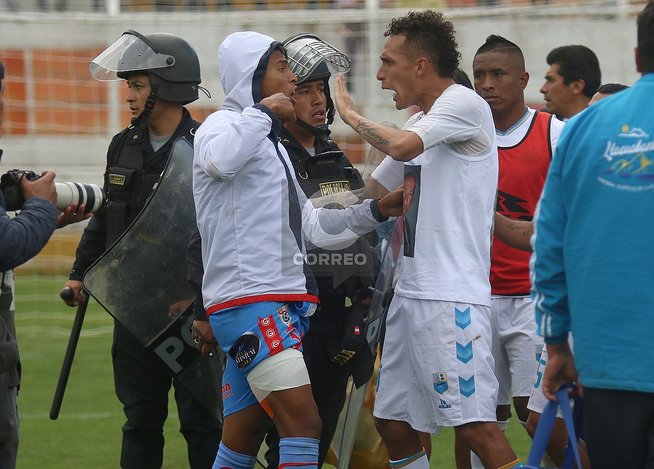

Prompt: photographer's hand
[
  {"left": 57, "top": 204, "right": 92, "bottom": 228},
  {"left": 21, "top": 170, "right": 57, "bottom": 205},
  {"left": 60, "top": 280, "right": 87, "bottom": 307}
]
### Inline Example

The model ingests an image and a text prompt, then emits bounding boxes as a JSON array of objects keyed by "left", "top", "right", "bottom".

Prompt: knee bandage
[{"left": 247, "top": 348, "right": 310, "bottom": 403}]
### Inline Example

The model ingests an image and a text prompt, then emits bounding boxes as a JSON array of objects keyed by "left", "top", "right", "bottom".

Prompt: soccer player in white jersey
[{"left": 334, "top": 10, "right": 523, "bottom": 469}]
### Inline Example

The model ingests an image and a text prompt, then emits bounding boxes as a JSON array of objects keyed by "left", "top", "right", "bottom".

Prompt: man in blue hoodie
[{"left": 532, "top": 2, "right": 654, "bottom": 467}]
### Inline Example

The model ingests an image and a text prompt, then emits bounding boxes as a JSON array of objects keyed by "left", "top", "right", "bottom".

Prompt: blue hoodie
[{"left": 531, "top": 74, "right": 654, "bottom": 393}]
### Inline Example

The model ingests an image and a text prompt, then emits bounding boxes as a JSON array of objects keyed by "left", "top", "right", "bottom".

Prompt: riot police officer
[
  {"left": 264, "top": 33, "right": 378, "bottom": 469},
  {"left": 60, "top": 31, "right": 221, "bottom": 469}
]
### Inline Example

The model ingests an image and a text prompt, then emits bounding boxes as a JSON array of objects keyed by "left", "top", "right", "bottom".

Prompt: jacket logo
[
  {"left": 109, "top": 174, "right": 126, "bottom": 186},
  {"left": 319, "top": 180, "right": 351, "bottom": 196}
]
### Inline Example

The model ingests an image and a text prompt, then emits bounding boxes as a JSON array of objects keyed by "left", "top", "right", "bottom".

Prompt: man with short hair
[
  {"left": 540, "top": 44, "right": 601, "bottom": 119},
  {"left": 335, "top": 10, "right": 522, "bottom": 469},
  {"left": 532, "top": 2, "right": 654, "bottom": 467},
  {"left": 588, "top": 82, "right": 629, "bottom": 106},
  {"left": 463, "top": 34, "right": 566, "bottom": 469}
]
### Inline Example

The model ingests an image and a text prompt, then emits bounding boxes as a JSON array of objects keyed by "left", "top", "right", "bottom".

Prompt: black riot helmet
[
  {"left": 89, "top": 30, "right": 201, "bottom": 105},
  {"left": 283, "top": 33, "right": 350, "bottom": 127}
]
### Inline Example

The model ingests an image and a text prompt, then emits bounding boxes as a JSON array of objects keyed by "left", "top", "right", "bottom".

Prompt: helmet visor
[
  {"left": 284, "top": 35, "right": 351, "bottom": 81},
  {"left": 89, "top": 32, "right": 175, "bottom": 81}
]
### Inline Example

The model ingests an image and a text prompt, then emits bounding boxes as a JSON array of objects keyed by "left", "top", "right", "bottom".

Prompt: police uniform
[
  {"left": 69, "top": 109, "right": 221, "bottom": 469},
  {"left": 264, "top": 127, "right": 378, "bottom": 468}
]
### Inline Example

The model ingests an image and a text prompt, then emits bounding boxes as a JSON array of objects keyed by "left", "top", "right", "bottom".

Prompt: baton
[{"left": 50, "top": 288, "right": 89, "bottom": 420}]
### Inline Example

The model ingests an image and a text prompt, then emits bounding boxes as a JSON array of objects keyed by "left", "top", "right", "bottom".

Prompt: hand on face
[{"left": 261, "top": 92, "right": 297, "bottom": 122}]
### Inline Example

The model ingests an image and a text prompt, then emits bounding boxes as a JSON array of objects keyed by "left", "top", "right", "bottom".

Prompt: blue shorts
[{"left": 209, "top": 301, "right": 309, "bottom": 417}]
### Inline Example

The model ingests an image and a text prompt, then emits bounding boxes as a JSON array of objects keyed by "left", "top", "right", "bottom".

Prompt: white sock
[{"left": 389, "top": 450, "right": 429, "bottom": 469}]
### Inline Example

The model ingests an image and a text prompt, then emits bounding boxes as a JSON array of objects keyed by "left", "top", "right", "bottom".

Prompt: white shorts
[
  {"left": 374, "top": 294, "right": 498, "bottom": 433},
  {"left": 491, "top": 296, "right": 543, "bottom": 406},
  {"left": 527, "top": 337, "right": 574, "bottom": 416}
]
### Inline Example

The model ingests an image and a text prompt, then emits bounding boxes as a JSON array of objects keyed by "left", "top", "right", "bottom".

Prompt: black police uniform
[
  {"left": 265, "top": 129, "right": 378, "bottom": 468},
  {"left": 69, "top": 109, "right": 221, "bottom": 469}
]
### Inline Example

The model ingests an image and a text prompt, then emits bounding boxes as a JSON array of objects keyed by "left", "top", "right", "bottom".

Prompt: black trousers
[
  {"left": 583, "top": 387, "right": 654, "bottom": 469},
  {"left": 113, "top": 322, "right": 221, "bottom": 469},
  {"left": 265, "top": 327, "right": 350, "bottom": 468}
]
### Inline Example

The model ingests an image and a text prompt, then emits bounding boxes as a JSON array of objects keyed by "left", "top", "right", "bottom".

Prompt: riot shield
[
  {"left": 331, "top": 218, "right": 402, "bottom": 469},
  {"left": 83, "top": 138, "right": 222, "bottom": 416}
]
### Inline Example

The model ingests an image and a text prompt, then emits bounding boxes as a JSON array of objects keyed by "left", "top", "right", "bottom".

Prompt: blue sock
[
  {"left": 212, "top": 442, "right": 256, "bottom": 469},
  {"left": 279, "top": 436, "right": 319, "bottom": 468}
]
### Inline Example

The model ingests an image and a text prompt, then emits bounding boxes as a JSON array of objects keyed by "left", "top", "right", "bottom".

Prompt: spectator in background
[
  {"left": 532, "top": 2, "right": 654, "bottom": 467},
  {"left": 540, "top": 44, "right": 601, "bottom": 120},
  {"left": 588, "top": 82, "right": 629, "bottom": 105}
]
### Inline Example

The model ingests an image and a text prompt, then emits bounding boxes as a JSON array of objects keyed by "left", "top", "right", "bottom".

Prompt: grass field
[{"left": 13, "top": 272, "right": 532, "bottom": 468}]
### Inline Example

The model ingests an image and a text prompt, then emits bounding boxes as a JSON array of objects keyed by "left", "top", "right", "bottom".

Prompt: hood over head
[{"left": 218, "top": 31, "right": 284, "bottom": 112}]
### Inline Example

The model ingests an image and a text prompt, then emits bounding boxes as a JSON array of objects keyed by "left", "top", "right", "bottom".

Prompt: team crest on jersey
[
  {"left": 319, "top": 180, "right": 351, "bottom": 196},
  {"left": 229, "top": 332, "right": 260, "bottom": 368},
  {"left": 433, "top": 372, "right": 448, "bottom": 394},
  {"left": 277, "top": 304, "right": 291, "bottom": 326}
]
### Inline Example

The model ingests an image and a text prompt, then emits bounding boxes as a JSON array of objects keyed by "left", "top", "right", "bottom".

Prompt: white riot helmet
[{"left": 283, "top": 34, "right": 351, "bottom": 126}]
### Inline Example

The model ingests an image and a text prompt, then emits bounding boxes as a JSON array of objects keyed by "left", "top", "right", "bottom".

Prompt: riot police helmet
[
  {"left": 89, "top": 30, "right": 201, "bottom": 104},
  {"left": 283, "top": 33, "right": 350, "bottom": 125}
]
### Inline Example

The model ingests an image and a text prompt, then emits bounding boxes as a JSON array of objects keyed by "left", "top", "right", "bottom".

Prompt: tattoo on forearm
[
  {"left": 505, "top": 220, "right": 529, "bottom": 238},
  {"left": 355, "top": 120, "right": 389, "bottom": 146}
]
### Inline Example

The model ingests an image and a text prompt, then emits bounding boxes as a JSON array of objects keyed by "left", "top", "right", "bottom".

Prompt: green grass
[{"left": 13, "top": 272, "right": 532, "bottom": 468}]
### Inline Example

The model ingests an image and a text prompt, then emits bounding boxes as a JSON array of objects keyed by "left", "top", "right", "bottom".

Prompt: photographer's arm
[{"left": 0, "top": 195, "right": 58, "bottom": 271}]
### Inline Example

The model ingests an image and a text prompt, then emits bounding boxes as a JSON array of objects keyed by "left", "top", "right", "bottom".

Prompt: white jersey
[
  {"left": 495, "top": 107, "right": 565, "bottom": 150},
  {"left": 193, "top": 31, "right": 380, "bottom": 313},
  {"left": 372, "top": 84, "right": 497, "bottom": 306}
]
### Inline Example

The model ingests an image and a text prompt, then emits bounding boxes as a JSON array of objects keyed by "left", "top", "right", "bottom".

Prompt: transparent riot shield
[
  {"left": 83, "top": 138, "right": 222, "bottom": 417},
  {"left": 330, "top": 218, "right": 402, "bottom": 469}
]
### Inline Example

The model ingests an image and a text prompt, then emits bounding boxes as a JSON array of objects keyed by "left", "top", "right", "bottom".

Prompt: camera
[{"left": 1, "top": 169, "right": 105, "bottom": 214}]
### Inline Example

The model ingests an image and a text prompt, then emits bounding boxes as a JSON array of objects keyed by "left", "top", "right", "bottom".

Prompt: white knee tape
[
  {"left": 246, "top": 348, "right": 310, "bottom": 402},
  {"left": 498, "top": 420, "right": 509, "bottom": 432}
]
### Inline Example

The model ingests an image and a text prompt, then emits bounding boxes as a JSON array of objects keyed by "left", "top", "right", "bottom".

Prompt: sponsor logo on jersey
[
  {"left": 277, "top": 304, "right": 291, "bottom": 326},
  {"left": 438, "top": 398, "right": 452, "bottom": 409},
  {"left": 319, "top": 180, "right": 351, "bottom": 196},
  {"left": 229, "top": 332, "right": 260, "bottom": 368},
  {"left": 433, "top": 372, "right": 448, "bottom": 394},
  {"left": 221, "top": 382, "right": 233, "bottom": 400}
]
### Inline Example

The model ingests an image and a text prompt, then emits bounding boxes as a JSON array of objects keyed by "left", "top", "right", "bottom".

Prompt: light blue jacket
[{"left": 531, "top": 73, "right": 654, "bottom": 393}]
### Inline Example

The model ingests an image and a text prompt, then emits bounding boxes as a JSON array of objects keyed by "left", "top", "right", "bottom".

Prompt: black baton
[{"left": 50, "top": 288, "right": 89, "bottom": 420}]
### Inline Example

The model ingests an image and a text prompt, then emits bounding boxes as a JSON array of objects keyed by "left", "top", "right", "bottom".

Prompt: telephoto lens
[{"left": 55, "top": 182, "right": 105, "bottom": 214}]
